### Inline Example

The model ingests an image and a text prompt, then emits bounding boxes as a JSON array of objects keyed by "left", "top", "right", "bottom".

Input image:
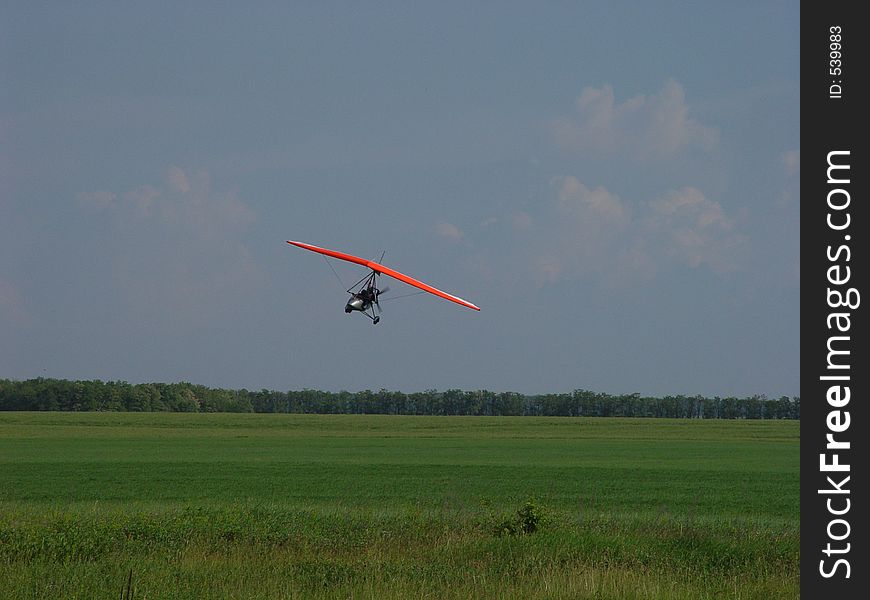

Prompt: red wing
[{"left": 286, "top": 240, "right": 480, "bottom": 311}]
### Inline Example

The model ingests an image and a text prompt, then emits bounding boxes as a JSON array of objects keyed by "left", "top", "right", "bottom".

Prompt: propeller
[{"left": 374, "top": 286, "right": 389, "bottom": 313}]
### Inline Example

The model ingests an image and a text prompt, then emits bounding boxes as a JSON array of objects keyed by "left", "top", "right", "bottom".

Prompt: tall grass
[{"left": 1, "top": 505, "right": 797, "bottom": 599}]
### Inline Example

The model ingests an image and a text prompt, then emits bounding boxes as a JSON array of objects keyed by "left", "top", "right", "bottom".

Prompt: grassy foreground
[{"left": 0, "top": 413, "right": 799, "bottom": 598}]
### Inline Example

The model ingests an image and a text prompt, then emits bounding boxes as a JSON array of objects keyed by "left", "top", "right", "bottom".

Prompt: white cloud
[
  {"left": 511, "top": 212, "right": 533, "bottom": 231},
  {"left": 0, "top": 277, "right": 28, "bottom": 325},
  {"left": 781, "top": 149, "right": 799, "bottom": 176},
  {"left": 526, "top": 177, "right": 635, "bottom": 285},
  {"left": 550, "top": 80, "right": 718, "bottom": 160},
  {"left": 167, "top": 166, "right": 191, "bottom": 193},
  {"left": 778, "top": 149, "right": 800, "bottom": 205},
  {"left": 435, "top": 221, "right": 463, "bottom": 241},
  {"left": 490, "top": 178, "right": 746, "bottom": 286},
  {"left": 535, "top": 255, "right": 562, "bottom": 285},
  {"left": 553, "top": 175, "right": 629, "bottom": 228},
  {"left": 77, "top": 190, "right": 117, "bottom": 209},
  {"left": 645, "top": 187, "right": 745, "bottom": 272},
  {"left": 87, "top": 167, "right": 255, "bottom": 236},
  {"left": 122, "top": 185, "right": 162, "bottom": 218}
]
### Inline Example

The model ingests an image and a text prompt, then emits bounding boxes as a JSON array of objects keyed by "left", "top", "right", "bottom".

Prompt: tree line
[{"left": 0, "top": 378, "right": 799, "bottom": 419}]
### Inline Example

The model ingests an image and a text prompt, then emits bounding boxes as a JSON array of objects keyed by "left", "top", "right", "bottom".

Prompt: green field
[{"left": 0, "top": 412, "right": 799, "bottom": 598}]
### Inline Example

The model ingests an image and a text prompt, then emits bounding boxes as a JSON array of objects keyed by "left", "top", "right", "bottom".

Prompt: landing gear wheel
[{"left": 373, "top": 316, "right": 380, "bottom": 325}]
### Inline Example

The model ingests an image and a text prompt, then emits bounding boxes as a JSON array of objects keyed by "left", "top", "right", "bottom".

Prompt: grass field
[{"left": 0, "top": 412, "right": 799, "bottom": 598}]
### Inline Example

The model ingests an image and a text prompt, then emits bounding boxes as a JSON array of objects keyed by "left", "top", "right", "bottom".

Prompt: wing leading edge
[{"left": 286, "top": 240, "right": 480, "bottom": 311}]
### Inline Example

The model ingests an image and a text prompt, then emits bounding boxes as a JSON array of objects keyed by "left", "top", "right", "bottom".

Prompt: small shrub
[
  {"left": 494, "top": 498, "right": 545, "bottom": 537},
  {"left": 516, "top": 498, "right": 544, "bottom": 534}
]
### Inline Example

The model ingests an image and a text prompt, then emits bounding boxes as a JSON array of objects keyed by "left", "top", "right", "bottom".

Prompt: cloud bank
[
  {"left": 482, "top": 176, "right": 745, "bottom": 287},
  {"left": 550, "top": 80, "right": 718, "bottom": 160},
  {"left": 78, "top": 167, "right": 262, "bottom": 328}
]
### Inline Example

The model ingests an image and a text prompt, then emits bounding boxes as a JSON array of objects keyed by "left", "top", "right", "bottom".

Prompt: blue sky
[{"left": 1, "top": 2, "right": 799, "bottom": 397}]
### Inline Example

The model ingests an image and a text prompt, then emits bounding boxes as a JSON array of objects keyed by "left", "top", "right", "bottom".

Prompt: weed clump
[{"left": 494, "top": 498, "right": 546, "bottom": 537}]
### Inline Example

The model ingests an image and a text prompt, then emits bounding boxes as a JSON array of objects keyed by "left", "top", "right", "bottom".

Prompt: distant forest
[{"left": 0, "top": 378, "right": 799, "bottom": 419}]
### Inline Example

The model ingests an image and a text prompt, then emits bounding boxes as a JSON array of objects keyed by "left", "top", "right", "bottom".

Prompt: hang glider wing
[{"left": 286, "top": 240, "right": 480, "bottom": 311}]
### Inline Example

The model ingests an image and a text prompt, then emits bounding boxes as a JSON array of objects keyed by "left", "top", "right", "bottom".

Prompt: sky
[{"left": 1, "top": 2, "right": 799, "bottom": 398}]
